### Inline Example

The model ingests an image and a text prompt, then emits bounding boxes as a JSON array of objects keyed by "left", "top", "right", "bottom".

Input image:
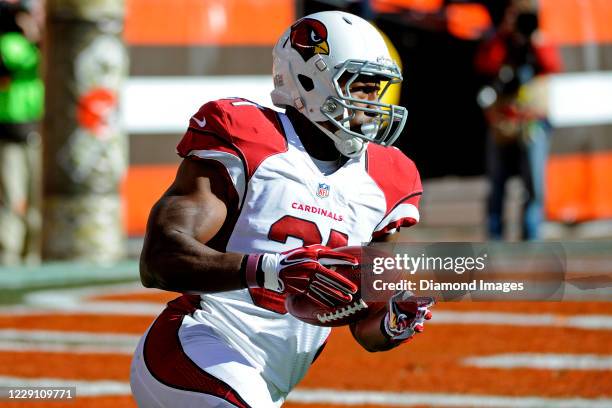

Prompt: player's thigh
[
  {"left": 178, "top": 317, "right": 280, "bottom": 407},
  {"left": 131, "top": 335, "right": 246, "bottom": 408},
  {"left": 131, "top": 312, "right": 278, "bottom": 408},
  {"left": 131, "top": 358, "right": 233, "bottom": 408}
]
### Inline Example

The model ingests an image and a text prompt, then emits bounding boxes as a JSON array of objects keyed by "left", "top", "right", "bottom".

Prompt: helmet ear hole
[{"left": 297, "top": 74, "right": 315, "bottom": 92}]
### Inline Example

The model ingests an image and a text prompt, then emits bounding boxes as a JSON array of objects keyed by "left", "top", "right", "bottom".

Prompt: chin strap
[{"left": 312, "top": 121, "right": 366, "bottom": 158}]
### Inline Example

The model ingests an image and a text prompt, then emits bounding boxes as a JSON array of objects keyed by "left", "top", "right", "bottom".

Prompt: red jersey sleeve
[
  {"left": 176, "top": 98, "right": 288, "bottom": 209},
  {"left": 366, "top": 145, "right": 423, "bottom": 239}
]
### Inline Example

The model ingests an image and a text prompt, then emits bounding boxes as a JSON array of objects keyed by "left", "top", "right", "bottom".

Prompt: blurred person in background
[
  {"left": 0, "top": 0, "right": 44, "bottom": 264},
  {"left": 475, "top": 0, "right": 561, "bottom": 241}
]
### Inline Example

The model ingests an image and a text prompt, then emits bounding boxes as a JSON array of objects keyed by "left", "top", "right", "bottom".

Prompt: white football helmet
[{"left": 271, "top": 11, "right": 408, "bottom": 157}]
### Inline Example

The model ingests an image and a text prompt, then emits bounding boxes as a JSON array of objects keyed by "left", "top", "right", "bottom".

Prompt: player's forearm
[{"left": 140, "top": 229, "right": 245, "bottom": 293}]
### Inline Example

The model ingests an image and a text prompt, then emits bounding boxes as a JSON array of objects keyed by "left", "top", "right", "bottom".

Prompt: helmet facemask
[{"left": 315, "top": 59, "right": 408, "bottom": 157}]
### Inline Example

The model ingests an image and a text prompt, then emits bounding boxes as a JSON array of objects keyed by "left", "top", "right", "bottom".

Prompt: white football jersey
[{"left": 173, "top": 98, "right": 422, "bottom": 400}]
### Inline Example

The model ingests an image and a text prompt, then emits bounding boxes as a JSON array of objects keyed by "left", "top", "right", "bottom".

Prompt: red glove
[
  {"left": 383, "top": 291, "right": 435, "bottom": 342},
  {"left": 244, "top": 245, "right": 358, "bottom": 307}
]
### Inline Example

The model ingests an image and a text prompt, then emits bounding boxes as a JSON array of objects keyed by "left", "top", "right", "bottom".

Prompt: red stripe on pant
[{"left": 144, "top": 295, "right": 251, "bottom": 408}]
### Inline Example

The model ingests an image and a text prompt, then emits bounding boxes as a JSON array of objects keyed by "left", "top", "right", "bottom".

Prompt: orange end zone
[
  {"left": 301, "top": 325, "right": 612, "bottom": 398},
  {"left": 0, "top": 352, "right": 132, "bottom": 381},
  {"left": 0, "top": 303, "right": 609, "bottom": 406},
  {"left": 0, "top": 396, "right": 137, "bottom": 408},
  {"left": 0, "top": 314, "right": 155, "bottom": 334},
  {"left": 88, "top": 290, "right": 180, "bottom": 304},
  {"left": 124, "top": 0, "right": 294, "bottom": 46}
]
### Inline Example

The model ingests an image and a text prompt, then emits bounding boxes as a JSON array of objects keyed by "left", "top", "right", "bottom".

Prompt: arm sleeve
[
  {"left": 369, "top": 147, "right": 423, "bottom": 239},
  {"left": 177, "top": 102, "right": 247, "bottom": 209},
  {"left": 372, "top": 192, "right": 422, "bottom": 239}
]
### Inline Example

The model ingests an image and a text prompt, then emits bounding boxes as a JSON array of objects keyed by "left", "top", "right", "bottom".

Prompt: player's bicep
[
  {"left": 161, "top": 158, "right": 232, "bottom": 243},
  {"left": 140, "top": 159, "right": 231, "bottom": 287},
  {"left": 140, "top": 157, "right": 246, "bottom": 291}
]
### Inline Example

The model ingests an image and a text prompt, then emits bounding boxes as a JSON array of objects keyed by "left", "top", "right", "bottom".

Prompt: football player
[{"left": 130, "top": 11, "right": 434, "bottom": 408}]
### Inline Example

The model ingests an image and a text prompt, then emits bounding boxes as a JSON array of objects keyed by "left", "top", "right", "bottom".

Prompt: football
[{"left": 285, "top": 246, "right": 387, "bottom": 327}]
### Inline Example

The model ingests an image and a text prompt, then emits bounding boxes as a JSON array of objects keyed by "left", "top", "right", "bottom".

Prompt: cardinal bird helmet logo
[{"left": 290, "top": 18, "right": 330, "bottom": 61}]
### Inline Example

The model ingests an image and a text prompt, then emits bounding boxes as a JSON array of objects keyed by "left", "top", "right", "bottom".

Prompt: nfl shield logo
[{"left": 317, "top": 183, "right": 330, "bottom": 198}]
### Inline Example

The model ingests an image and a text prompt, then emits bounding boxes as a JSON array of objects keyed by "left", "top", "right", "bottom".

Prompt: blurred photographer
[
  {"left": 475, "top": 0, "right": 561, "bottom": 241},
  {"left": 0, "top": 0, "right": 43, "bottom": 264}
]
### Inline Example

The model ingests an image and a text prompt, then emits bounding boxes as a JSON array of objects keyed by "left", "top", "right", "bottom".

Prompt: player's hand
[
  {"left": 244, "top": 245, "right": 359, "bottom": 306},
  {"left": 383, "top": 291, "right": 435, "bottom": 342}
]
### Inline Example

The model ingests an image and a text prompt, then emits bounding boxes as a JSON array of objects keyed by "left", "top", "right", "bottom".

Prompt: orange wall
[
  {"left": 546, "top": 152, "right": 612, "bottom": 222},
  {"left": 124, "top": 0, "right": 295, "bottom": 45},
  {"left": 370, "top": 0, "right": 443, "bottom": 14},
  {"left": 540, "top": 0, "right": 612, "bottom": 45},
  {"left": 122, "top": 165, "right": 177, "bottom": 236}
]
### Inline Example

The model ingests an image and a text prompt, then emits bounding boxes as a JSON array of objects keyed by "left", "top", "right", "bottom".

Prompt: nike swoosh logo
[
  {"left": 279, "top": 258, "right": 308, "bottom": 267},
  {"left": 191, "top": 115, "right": 206, "bottom": 128}
]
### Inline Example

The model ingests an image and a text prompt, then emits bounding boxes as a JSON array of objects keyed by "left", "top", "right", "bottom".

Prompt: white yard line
[
  {"left": 0, "top": 329, "right": 140, "bottom": 354},
  {"left": 1, "top": 307, "right": 609, "bottom": 330},
  {"left": 464, "top": 353, "right": 612, "bottom": 371},
  {"left": 16, "top": 281, "right": 165, "bottom": 315},
  {"left": 287, "top": 389, "right": 612, "bottom": 407},
  {"left": 22, "top": 281, "right": 149, "bottom": 307},
  {"left": 0, "top": 261, "right": 139, "bottom": 290},
  {"left": 0, "top": 301, "right": 162, "bottom": 316},
  {"left": 0, "top": 376, "right": 130, "bottom": 397},
  {"left": 12, "top": 301, "right": 164, "bottom": 316},
  {"left": 0, "top": 304, "right": 159, "bottom": 316},
  {"left": 432, "top": 311, "right": 612, "bottom": 330},
  {"left": 0, "top": 376, "right": 610, "bottom": 407},
  {"left": 0, "top": 329, "right": 140, "bottom": 344},
  {"left": 0, "top": 341, "right": 135, "bottom": 354}
]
